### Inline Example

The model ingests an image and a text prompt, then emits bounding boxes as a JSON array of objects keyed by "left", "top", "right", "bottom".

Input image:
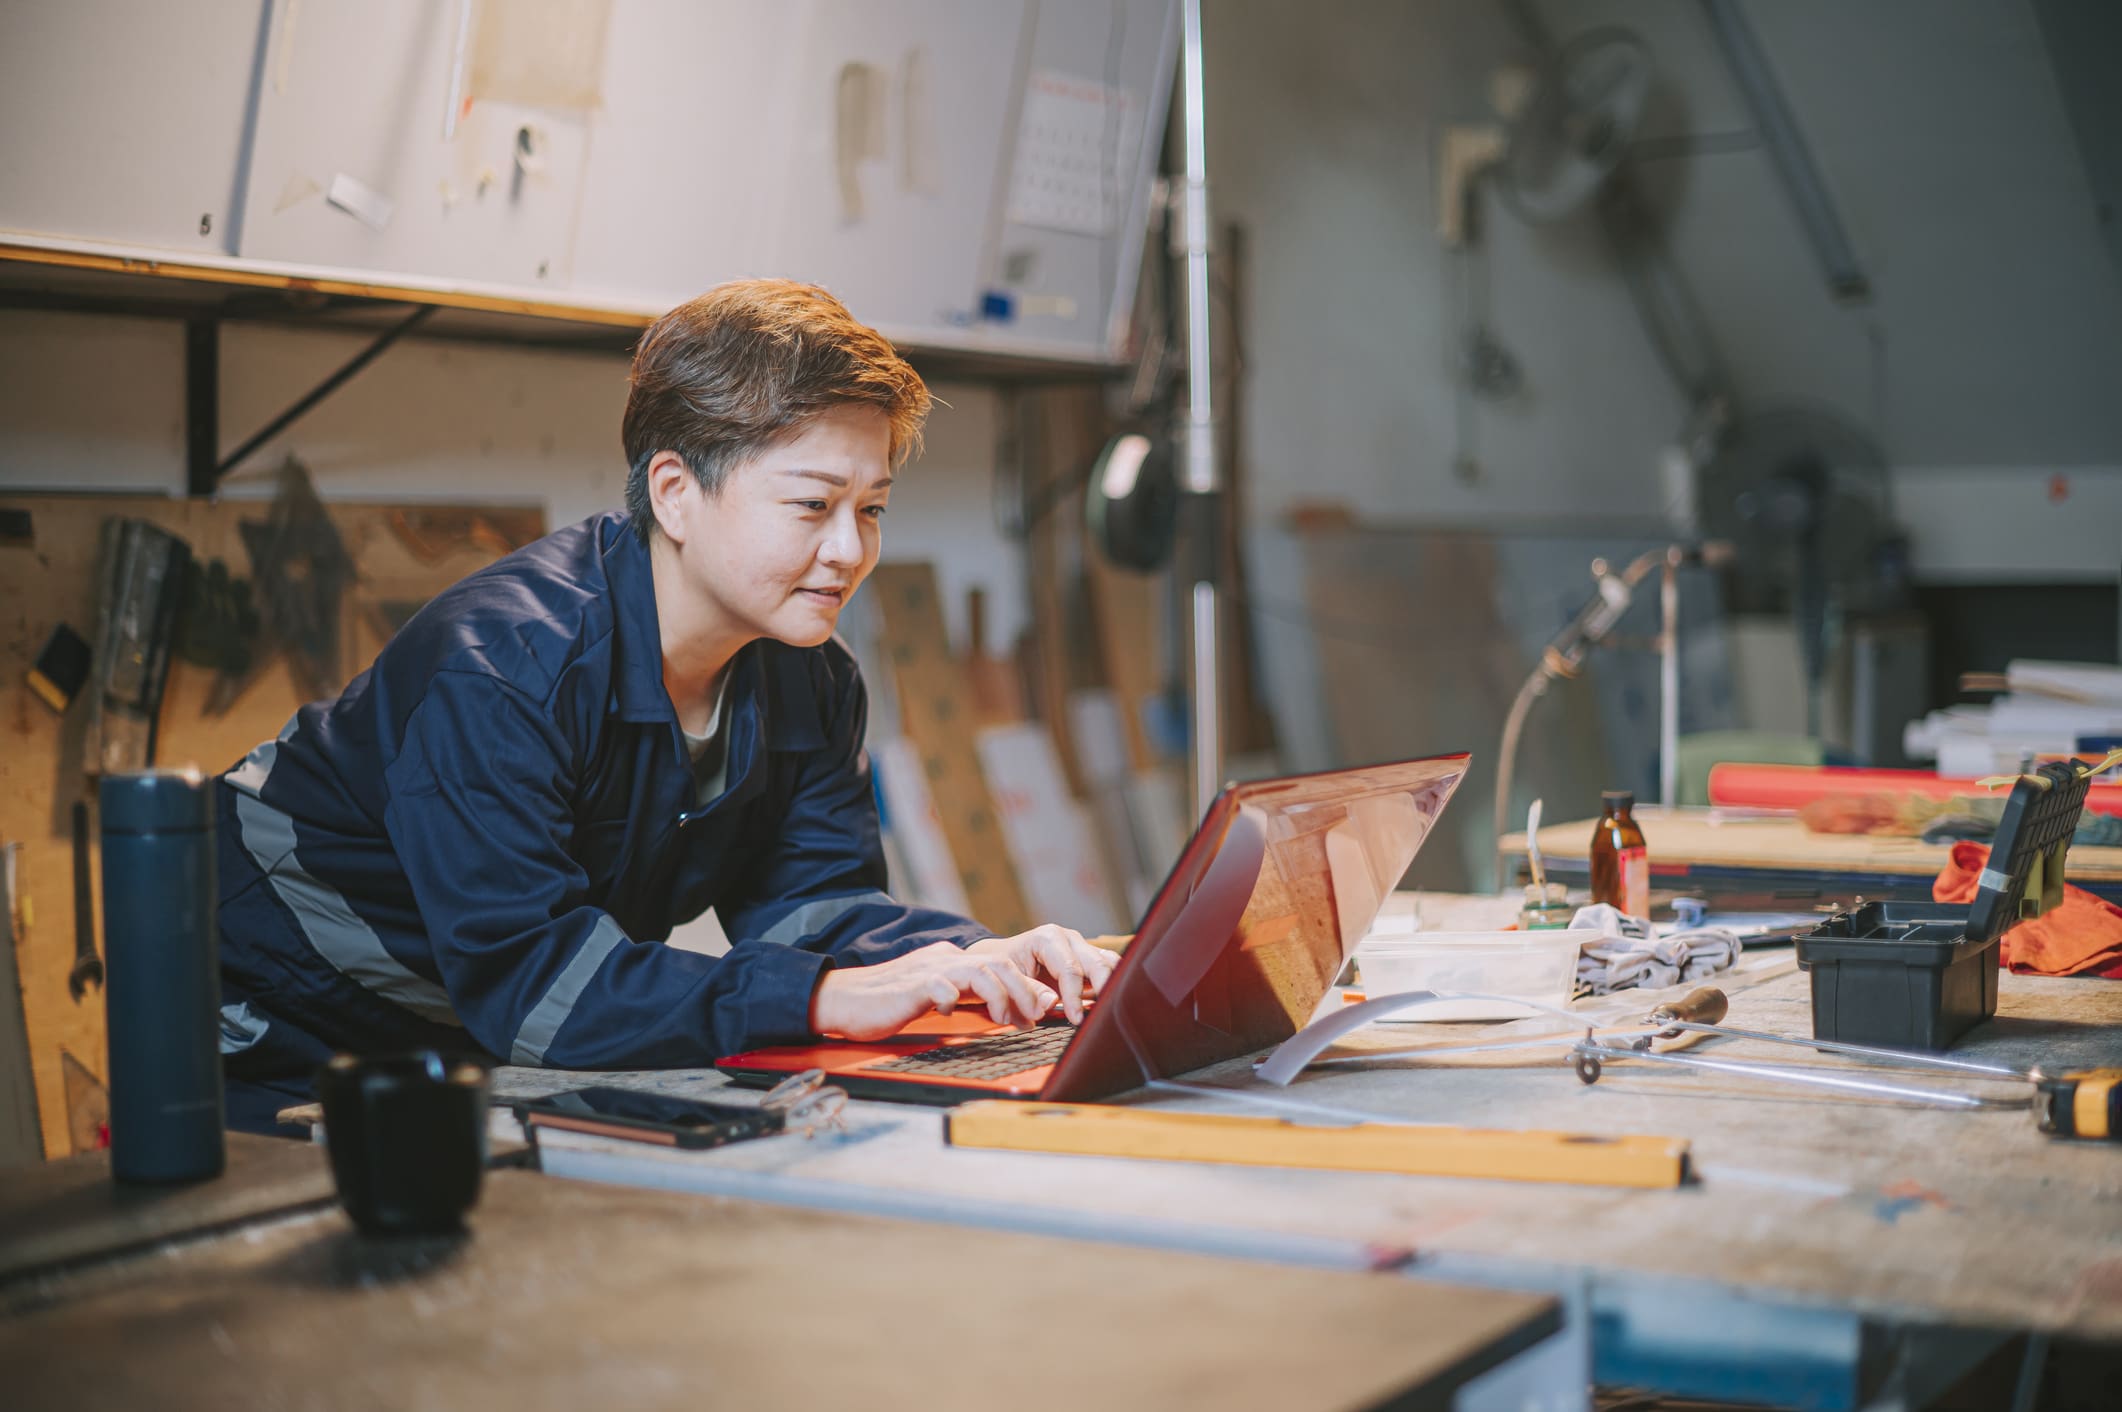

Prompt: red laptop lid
[{"left": 1041, "top": 755, "right": 1467, "bottom": 1101}]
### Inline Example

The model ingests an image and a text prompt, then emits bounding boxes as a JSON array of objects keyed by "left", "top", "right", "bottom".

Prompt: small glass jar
[{"left": 1520, "top": 881, "right": 1573, "bottom": 930}]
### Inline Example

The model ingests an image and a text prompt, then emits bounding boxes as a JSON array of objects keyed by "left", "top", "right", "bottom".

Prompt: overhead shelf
[
  {"left": 0, "top": 234, "right": 1124, "bottom": 384},
  {"left": 0, "top": 233, "right": 1122, "bottom": 497}
]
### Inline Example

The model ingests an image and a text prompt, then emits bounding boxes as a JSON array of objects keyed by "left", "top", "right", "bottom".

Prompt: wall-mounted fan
[
  {"left": 1499, "top": 28, "right": 1654, "bottom": 224},
  {"left": 1498, "top": 26, "right": 1731, "bottom": 438}
]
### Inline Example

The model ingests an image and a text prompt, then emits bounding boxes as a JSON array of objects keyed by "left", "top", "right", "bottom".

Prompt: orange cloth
[{"left": 1935, "top": 841, "right": 2122, "bottom": 978}]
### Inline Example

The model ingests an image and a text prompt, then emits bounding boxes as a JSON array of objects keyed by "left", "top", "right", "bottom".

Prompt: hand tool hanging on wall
[
  {"left": 176, "top": 557, "right": 260, "bottom": 718},
  {"left": 82, "top": 519, "right": 192, "bottom": 776},
  {"left": 67, "top": 802, "right": 104, "bottom": 1002},
  {"left": 238, "top": 457, "right": 354, "bottom": 704},
  {"left": 26, "top": 623, "right": 92, "bottom": 714}
]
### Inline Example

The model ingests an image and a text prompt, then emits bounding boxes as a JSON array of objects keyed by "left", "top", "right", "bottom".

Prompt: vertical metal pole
[
  {"left": 1659, "top": 552, "right": 1680, "bottom": 808},
  {"left": 1180, "top": 0, "right": 1222, "bottom": 822}
]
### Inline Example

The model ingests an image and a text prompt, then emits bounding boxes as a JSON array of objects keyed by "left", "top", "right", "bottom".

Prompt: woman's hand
[
  {"left": 808, "top": 940, "right": 1056, "bottom": 1040},
  {"left": 964, "top": 925, "right": 1117, "bottom": 1024},
  {"left": 806, "top": 925, "right": 1119, "bottom": 1040}
]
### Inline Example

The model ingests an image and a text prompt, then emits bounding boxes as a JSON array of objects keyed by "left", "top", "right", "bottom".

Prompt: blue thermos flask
[{"left": 100, "top": 768, "right": 225, "bottom": 1183}]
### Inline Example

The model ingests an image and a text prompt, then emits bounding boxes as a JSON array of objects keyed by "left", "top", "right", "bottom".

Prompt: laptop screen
[{"left": 1043, "top": 755, "right": 1468, "bottom": 1102}]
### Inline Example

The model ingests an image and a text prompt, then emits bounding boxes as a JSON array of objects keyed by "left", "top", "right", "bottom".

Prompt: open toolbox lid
[{"left": 1966, "top": 759, "right": 2094, "bottom": 943}]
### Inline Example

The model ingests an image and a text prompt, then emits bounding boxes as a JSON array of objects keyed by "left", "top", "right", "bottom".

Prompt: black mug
[{"left": 316, "top": 1052, "right": 490, "bottom": 1237}]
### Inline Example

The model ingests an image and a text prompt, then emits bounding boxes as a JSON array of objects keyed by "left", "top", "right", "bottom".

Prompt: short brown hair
[{"left": 622, "top": 280, "right": 930, "bottom": 540}]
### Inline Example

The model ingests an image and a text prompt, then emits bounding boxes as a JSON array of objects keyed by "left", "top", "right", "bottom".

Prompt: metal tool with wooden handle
[
  {"left": 1641, "top": 989, "right": 2030, "bottom": 1079},
  {"left": 1580, "top": 1039, "right": 2122, "bottom": 1140},
  {"left": 1647, "top": 986, "right": 1727, "bottom": 1031},
  {"left": 1581, "top": 990, "right": 2122, "bottom": 1139}
]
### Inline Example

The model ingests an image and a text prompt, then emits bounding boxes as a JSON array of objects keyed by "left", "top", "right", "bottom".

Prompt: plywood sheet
[
  {"left": 1299, "top": 529, "right": 1557, "bottom": 894},
  {"left": 867, "top": 561, "right": 1030, "bottom": 936},
  {"left": 0, "top": 494, "right": 541, "bottom": 1161},
  {"left": 1023, "top": 383, "right": 1110, "bottom": 797},
  {"left": 1085, "top": 552, "right": 1167, "bottom": 772}
]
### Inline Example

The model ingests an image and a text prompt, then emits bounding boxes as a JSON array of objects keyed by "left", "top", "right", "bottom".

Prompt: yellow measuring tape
[{"left": 2061, "top": 1070, "right": 2122, "bottom": 1141}]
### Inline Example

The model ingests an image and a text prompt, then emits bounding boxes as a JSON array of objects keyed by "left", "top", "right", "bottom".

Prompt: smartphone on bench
[{"left": 513, "top": 1086, "right": 784, "bottom": 1149}]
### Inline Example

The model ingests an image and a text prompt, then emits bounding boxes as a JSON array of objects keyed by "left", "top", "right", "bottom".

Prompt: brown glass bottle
[{"left": 1589, "top": 790, "right": 1650, "bottom": 918}]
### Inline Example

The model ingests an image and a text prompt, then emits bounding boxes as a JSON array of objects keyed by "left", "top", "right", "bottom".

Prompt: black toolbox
[{"left": 1796, "top": 759, "right": 2093, "bottom": 1050}]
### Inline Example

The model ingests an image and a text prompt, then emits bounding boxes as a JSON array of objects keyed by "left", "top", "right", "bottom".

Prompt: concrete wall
[
  {"left": 1203, "top": 0, "right": 2122, "bottom": 580},
  {"left": 7, "top": 0, "right": 2116, "bottom": 582}
]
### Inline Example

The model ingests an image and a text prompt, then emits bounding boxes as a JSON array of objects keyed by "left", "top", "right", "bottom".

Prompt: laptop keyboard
[{"left": 865, "top": 1022, "right": 1075, "bottom": 1080}]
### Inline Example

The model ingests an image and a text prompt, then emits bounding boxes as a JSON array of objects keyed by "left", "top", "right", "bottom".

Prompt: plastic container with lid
[
  {"left": 1795, "top": 758, "right": 2093, "bottom": 1051},
  {"left": 1355, "top": 930, "right": 1581, "bottom": 1022}
]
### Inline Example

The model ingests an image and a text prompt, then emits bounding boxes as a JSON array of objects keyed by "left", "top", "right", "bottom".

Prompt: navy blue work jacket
[{"left": 214, "top": 511, "right": 986, "bottom": 1076}]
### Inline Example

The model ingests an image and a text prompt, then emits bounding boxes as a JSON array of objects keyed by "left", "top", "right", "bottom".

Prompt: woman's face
[{"left": 653, "top": 404, "right": 893, "bottom": 648}]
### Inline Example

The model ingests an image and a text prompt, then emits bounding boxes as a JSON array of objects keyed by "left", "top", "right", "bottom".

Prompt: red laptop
[{"left": 717, "top": 755, "right": 1468, "bottom": 1104}]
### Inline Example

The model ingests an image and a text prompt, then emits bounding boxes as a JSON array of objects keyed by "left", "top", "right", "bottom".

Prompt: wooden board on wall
[
  {"left": 0, "top": 494, "right": 542, "bottom": 1162},
  {"left": 1023, "top": 383, "right": 1112, "bottom": 797},
  {"left": 1084, "top": 554, "right": 1167, "bottom": 773},
  {"left": 867, "top": 562, "right": 1031, "bottom": 937}
]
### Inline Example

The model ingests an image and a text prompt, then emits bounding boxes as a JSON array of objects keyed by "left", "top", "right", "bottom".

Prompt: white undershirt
[{"left": 679, "top": 673, "right": 735, "bottom": 806}]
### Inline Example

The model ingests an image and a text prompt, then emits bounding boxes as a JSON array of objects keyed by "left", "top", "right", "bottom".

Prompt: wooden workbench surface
[
  {"left": 495, "top": 965, "right": 2122, "bottom": 1343},
  {"left": 1500, "top": 807, "right": 2122, "bottom": 882},
  {"left": 0, "top": 1168, "right": 1557, "bottom": 1412},
  {"left": 0, "top": 1130, "right": 336, "bottom": 1282}
]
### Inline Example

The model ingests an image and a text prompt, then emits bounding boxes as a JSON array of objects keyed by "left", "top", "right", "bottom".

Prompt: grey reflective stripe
[
  {"left": 230, "top": 743, "right": 462, "bottom": 1028},
  {"left": 223, "top": 717, "right": 301, "bottom": 799},
  {"left": 752, "top": 890, "right": 894, "bottom": 948},
  {"left": 219, "top": 1001, "right": 269, "bottom": 1056},
  {"left": 226, "top": 738, "right": 277, "bottom": 800},
  {"left": 510, "top": 914, "right": 627, "bottom": 1065}
]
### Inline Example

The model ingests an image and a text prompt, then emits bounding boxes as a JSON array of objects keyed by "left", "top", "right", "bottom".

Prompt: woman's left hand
[{"left": 965, "top": 925, "right": 1119, "bottom": 1024}]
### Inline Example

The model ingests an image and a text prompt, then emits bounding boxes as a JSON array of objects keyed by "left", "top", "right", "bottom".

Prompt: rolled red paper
[{"left": 1706, "top": 762, "right": 2122, "bottom": 819}]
